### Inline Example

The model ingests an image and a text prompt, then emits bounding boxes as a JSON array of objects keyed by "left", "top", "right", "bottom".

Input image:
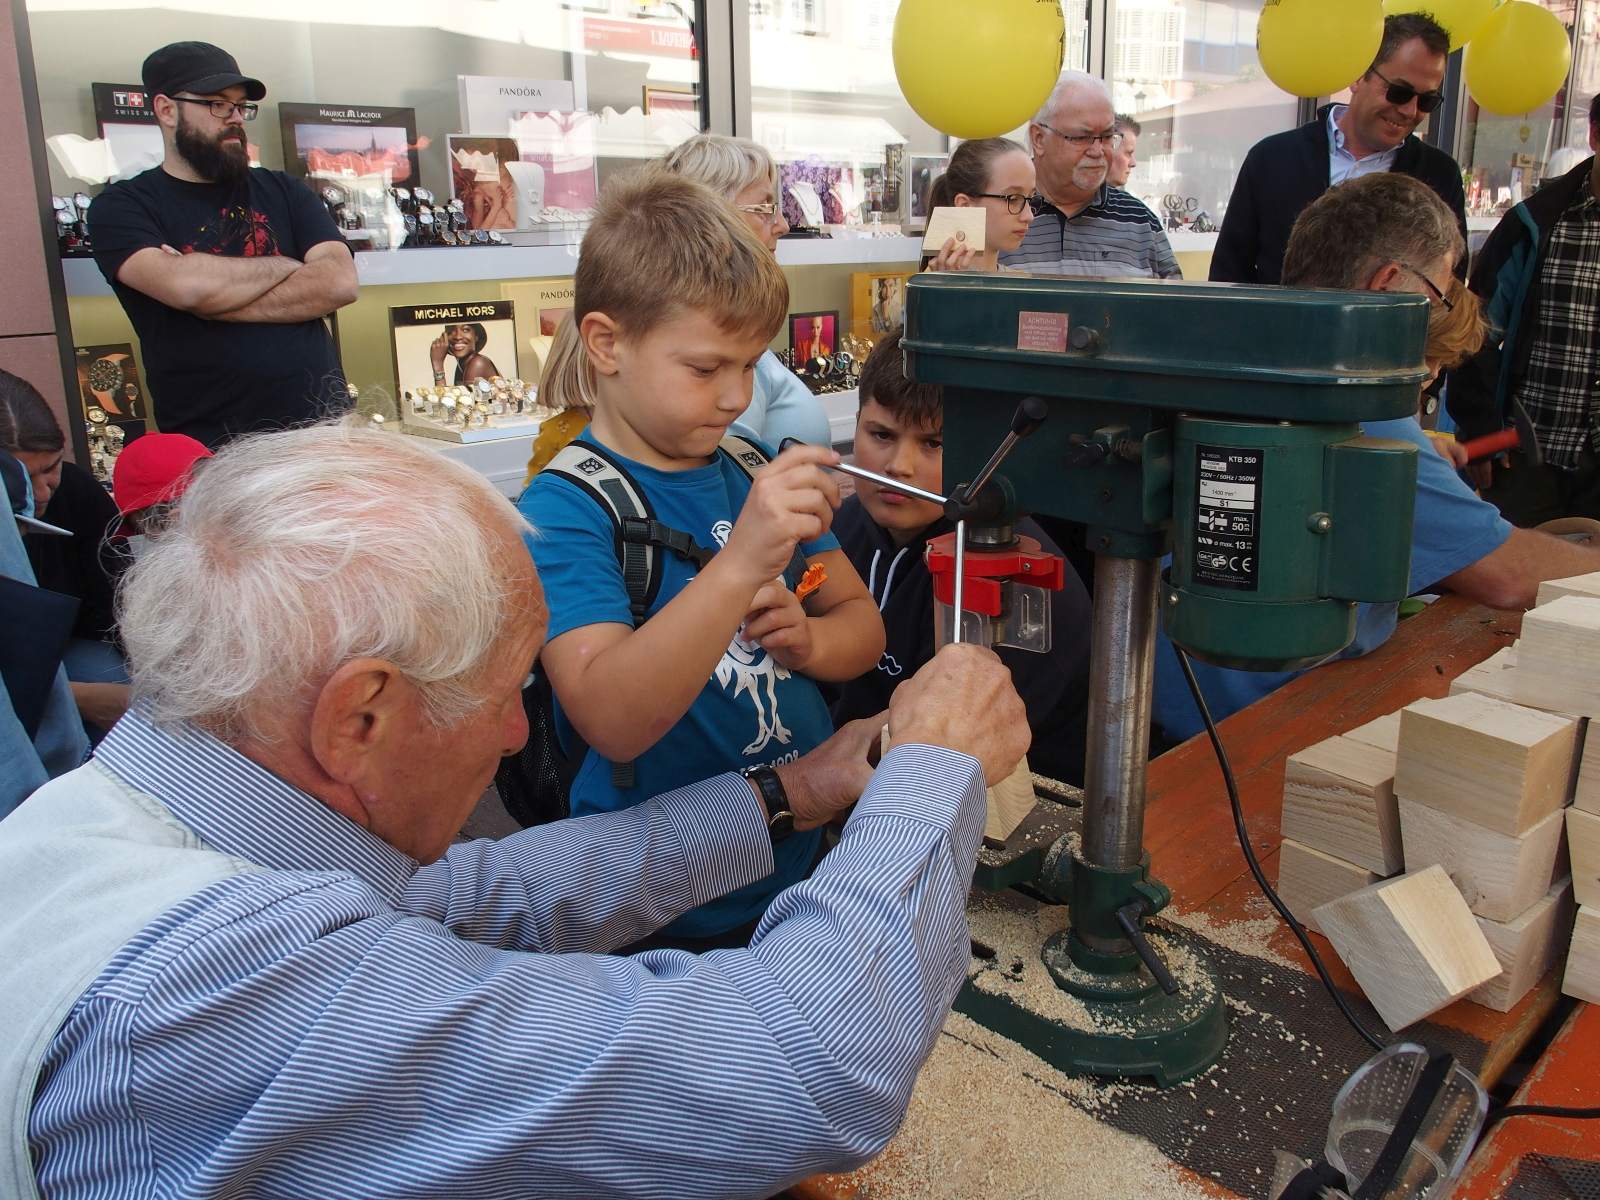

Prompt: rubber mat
[
  {"left": 1504, "top": 1155, "right": 1600, "bottom": 1200},
  {"left": 962, "top": 888, "right": 1489, "bottom": 1197}
]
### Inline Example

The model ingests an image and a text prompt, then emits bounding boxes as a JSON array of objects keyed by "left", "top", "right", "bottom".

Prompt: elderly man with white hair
[
  {"left": 1000, "top": 70, "right": 1180, "bottom": 279},
  {"left": 0, "top": 423, "right": 1029, "bottom": 1199}
]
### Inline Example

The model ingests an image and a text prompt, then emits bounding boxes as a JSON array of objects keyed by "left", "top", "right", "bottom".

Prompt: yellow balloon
[
  {"left": 1382, "top": 0, "right": 1496, "bottom": 51},
  {"left": 1258, "top": 0, "right": 1385, "bottom": 98},
  {"left": 1465, "top": 1, "right": 1572, "bottom": 116},
  {"left": 893, "top": 0, "right": 1065, "bottom": 140}
]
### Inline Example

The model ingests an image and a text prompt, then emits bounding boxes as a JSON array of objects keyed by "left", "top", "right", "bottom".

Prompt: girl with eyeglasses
[{"left": 923, "top": 137, "right": 1035, "bottom": 273}]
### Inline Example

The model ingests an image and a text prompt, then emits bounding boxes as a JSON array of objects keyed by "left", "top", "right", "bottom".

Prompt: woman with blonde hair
[
  {"left": 655, "top": 134, "right": 832, "bottom": 448},
  {"left": 522, "top": 313, "right": 596, "bottom": 485}
]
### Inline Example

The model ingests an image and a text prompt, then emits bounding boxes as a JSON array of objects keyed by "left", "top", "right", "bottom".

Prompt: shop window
[
  {"left": 26, "top": 0, "right": 707, "bottom": 251},
  {"left": 1107, "top": 0, "right": 1299, "bottom": 230},
  {"left": 746, "top": 0, "right": 1090, "bottom": 233},
  {"left": 1460, "top": 0, "right": 1583, "bottom": 220}
]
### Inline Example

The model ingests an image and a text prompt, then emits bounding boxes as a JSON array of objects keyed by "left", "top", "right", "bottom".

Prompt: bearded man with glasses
[
  {"left": 88, "top": 42, "right": 358, "bottom": 449},
  {"left": 999, "top": 71, "right": 1180, "bottom": 279},
  {"left": 1211, "top": 12, "right": 1467, "bottom": 287}
]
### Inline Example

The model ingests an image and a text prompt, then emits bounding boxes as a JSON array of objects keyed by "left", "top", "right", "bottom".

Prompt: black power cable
[
  {"left": 1173, "top": 645, "right": 1386, "bottom": 1053},
  {"left": 1172, "top": 644, "right": 1600, "bottom": 1135}
]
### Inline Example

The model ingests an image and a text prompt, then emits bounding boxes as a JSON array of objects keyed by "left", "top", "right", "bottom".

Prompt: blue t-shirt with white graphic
[{"left": 517, "top": 430, "right": 838, "bottom": 937}]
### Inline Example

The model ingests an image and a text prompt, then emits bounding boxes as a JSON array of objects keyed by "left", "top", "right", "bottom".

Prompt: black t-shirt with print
[{"left": 89, "top": 167, "right": 352, "bottom": 448}]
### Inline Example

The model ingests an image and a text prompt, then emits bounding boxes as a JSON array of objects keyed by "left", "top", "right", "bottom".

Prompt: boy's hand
[
  {"left": 744, "top": 581, "right": 814, "bottom": 671},
  {"left": 720, "top": 444, "right": 841, "bottom": 589}
]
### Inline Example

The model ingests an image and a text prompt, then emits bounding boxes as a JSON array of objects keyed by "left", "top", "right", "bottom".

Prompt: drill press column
[{"left": 1081, "top": 556, "right": 1160, "bottom": 882}]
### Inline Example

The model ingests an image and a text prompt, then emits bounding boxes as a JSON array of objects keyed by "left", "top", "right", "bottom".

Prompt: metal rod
[
  {"left": 951, "top": 519, "right": 965, "bottom": 645},
  {"left": 822, "top": 459, "right": 948, "bottom": 507},
  {"left": 1080, "top": 555, "right": 1161, "bottom": 871},
  {"left": 958, "top": 429, "right": 1023, "bottom": 506}
]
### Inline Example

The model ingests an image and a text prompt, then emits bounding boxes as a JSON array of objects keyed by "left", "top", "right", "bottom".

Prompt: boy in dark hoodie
[{"left": 828, "top": 332, "right": 1093, "bottom": 785}]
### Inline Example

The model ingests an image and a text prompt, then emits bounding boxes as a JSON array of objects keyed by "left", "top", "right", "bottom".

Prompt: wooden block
[
  {"left": 884, "top": 723, "right": 1036, "bottom": 846},
  {"left": 1448, "top": 645, "right": 1520, "bottom": 705},
  {"left": 1516, "top": 596, "right": 1600, "bottom": 717},
  {"left": 1344, "top": 711, "right": 1402, "bottom": 755},
  {"left": 1312, "top": 865, "right": 1502, "bottom": 1030},
  {"left": 984, "top": 755, "right": 1036, "bottom": 846},
  {"left": 1282, "top": 735, "right": 1402, "bottom": 875},
  {"left": 1536, "top": 570, "right": 1600, "bottom": 607},
  {"left": 1276, "top": 838, "right": 1381, "bottom": 934},
  {"left": 1576, "top": 726, "right": 1600, "bottom": 816},
  {"left": 1398, "top": 799, "right": 1568, "bottom": 922},
  {"left": 1570, "top": 807, "right": 1600, "bottom": 909},
  {"left": 1562, "top": 905, "right": 1600, "bottom": 1004},
  {"left": 1394, "top": 693, "right": 1578, "bottom": 836},
  {"left": 1469, "top": 879, "right": 1575, "bottom": 1012}
]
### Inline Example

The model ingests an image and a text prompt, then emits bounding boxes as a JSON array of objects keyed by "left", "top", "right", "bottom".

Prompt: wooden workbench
[
  {"left": 1450, "top": 1002, "right": 1600, "bottom": 1197},
  {"left": 791, "top": 595, "right": 1568, "bottom": 1200}
]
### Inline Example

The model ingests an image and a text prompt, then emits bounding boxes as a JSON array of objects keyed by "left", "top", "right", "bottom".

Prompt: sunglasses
[{"left": 1368, "top": 67, "right": 1445, "bottom": 115}]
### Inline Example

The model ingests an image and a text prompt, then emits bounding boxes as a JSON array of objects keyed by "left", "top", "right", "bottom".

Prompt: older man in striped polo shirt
[
  {"left": 0, "top": 422, "right": 1028, "bottom": 1199},
  {"left": 1001, "top": 71, "right": 1181, "bottom": 280}
]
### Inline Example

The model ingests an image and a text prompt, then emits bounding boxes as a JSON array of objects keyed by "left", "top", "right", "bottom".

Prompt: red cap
[{"left": 112, "top": 433, "right": 213, "bottom": 527}]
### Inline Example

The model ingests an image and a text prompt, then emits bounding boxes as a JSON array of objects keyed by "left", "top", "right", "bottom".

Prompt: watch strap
[{"left": 743, "top": 766, "right": 795, "bottom": 842}]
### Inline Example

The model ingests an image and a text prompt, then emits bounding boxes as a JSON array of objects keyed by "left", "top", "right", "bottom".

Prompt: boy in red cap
[{"left": 112, "top": 432, "right": 212, "bottom": 541}]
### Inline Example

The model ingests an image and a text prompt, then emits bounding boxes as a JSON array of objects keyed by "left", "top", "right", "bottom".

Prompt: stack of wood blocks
[
  {"left": 1273, "top": 574, "right": 1600, "bottom": 1026},
  {"left": 1428, "top": 575, "right": 1600, "bottom": 1006},
  {"left": 1390, "top": 691, "right": 1576, "bottom": 1012}
]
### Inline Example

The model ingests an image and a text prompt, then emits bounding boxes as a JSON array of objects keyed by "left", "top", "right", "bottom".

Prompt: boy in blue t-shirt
[{"left": 517, "top": 171, "right": 885, "bottom": 944}]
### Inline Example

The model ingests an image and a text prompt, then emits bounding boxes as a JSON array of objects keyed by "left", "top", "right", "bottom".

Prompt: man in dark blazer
[{"left": 1210, "top": 12, "right": 1467, "bottom": 285}]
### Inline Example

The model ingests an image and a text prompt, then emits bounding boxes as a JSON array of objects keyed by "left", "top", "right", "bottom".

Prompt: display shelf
[{"left": 60, "top": 236, "right": 925, "bottom": 297}]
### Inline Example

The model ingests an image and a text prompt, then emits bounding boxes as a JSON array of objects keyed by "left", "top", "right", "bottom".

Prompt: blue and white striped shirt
[{"left": 28, "top": 712, "right": 986, "bottom": 1199}]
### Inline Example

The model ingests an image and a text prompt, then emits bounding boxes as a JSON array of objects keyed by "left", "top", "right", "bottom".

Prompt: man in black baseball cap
[
  {"left": 141, "top": 41, "right": 265, "bottom": 103},
  {"left": 86, "top": 42, "right": 357, "bottom": 448}
]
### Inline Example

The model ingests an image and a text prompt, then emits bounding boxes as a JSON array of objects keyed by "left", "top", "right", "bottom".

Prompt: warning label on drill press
[{"left": 1193, "top": 445, "right": 1261, "bottom": 591}]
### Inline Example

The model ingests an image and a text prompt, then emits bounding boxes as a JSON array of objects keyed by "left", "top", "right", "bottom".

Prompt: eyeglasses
[
  {"left": 170, "top": 96, "right": 259, "bottom": 121},
  {"left": 735, "top": 201, "right": 782, "bottom": 223},
  {"left": 1399, "top": 261, "right": 1455, "bottom": 310},
  {"left": 1368, "top": 67, "right": 1445, "bottom": 115},
  {"left": 1036, "top": 122, "right": 1122, "bottom": 150},
  {"left": 974, "top": 192, "right": 1031, "bottom": 215}
]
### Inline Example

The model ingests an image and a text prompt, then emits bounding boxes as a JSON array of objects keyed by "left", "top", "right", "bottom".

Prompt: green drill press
[{"left": 898, "top": 271, "right": 1426, "bottom": 1087}]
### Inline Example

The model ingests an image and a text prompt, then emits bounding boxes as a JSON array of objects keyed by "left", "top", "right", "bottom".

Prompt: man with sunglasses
[
  {"left": 88, "top": 42, "right": 357, "bottom": 449},
  {"left": 1000, "top": 71, "right": 1179, "bottom": 279},
  {"left": 1211, "top": 13, "right": 1466, "bottom": 287},
  {"left": 1447, "top": 93, "right": 1600, "bottom": 524}
]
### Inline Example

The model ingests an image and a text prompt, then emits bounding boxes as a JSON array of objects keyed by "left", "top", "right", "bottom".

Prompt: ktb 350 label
[{"left": 1193, "top": 446, "right": 1261, "bottom": 591}]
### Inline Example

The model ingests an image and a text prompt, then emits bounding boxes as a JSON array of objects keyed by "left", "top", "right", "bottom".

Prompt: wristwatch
[
  {"left": 86, "top": 351, "right": 132, "bottom": 417},
  {"left": 743, "top": 765, "right": 795, "bottom": 842}
]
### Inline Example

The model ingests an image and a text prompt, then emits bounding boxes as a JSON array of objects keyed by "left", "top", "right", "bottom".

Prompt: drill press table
[{"left": 789, "top": 595, "right": 1565, "bottom": 1200}]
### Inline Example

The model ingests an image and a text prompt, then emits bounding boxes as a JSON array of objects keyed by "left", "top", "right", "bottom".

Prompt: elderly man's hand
[
  {"left": 780, "top": 715, "right": 882, "bottom": 831},
  {"left": 887, "top": 644, "right": 1029, "bottom": 785}
]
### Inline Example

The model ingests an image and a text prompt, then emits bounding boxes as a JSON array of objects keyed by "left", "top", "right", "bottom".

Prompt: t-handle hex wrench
[{"left": 780, "top": 394, "right": 1049, "bottom": 646}]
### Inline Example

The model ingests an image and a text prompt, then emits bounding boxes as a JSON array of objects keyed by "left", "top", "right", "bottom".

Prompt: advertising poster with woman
[{"left": 389, "top": 300, "right": 519, "bottom": 397}]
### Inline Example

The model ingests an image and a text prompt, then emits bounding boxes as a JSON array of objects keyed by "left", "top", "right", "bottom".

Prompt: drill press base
[{"left": 959, "top": 916, "right": 1228, "bottom": 1088}]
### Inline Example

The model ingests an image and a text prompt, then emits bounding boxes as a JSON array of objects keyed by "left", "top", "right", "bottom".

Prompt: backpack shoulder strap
[
  {"left": 544, "top": 439, "right": 661, "bottom": 626},
  {"left": 717, "top": 433, "right": 773, "bottom": 484},
  {"left": 543, "top": 439, "right": 722, "bottom": 625}
]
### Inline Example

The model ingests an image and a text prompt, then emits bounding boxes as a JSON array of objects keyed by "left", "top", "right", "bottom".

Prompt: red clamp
[{"left": 925, "top": 533, "right": 1066, "bottom": 615}]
